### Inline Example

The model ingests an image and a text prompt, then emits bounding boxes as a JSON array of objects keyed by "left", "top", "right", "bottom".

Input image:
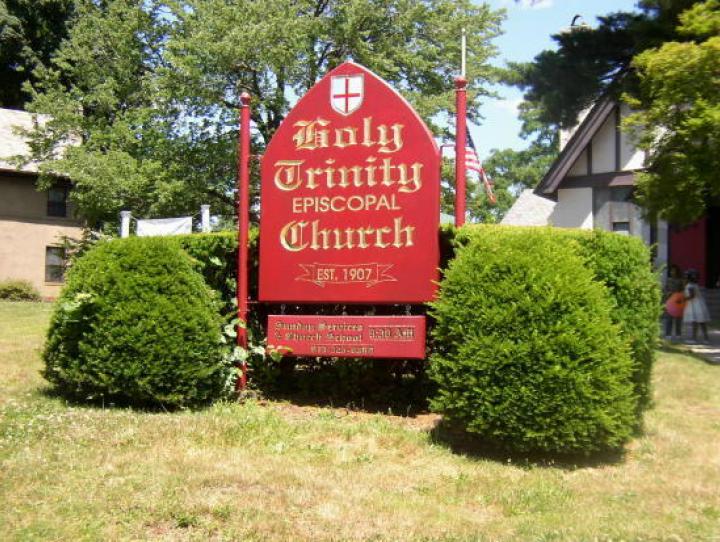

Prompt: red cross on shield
[{"left": 330, "top": 74, "right": 364, "bottom": 116}]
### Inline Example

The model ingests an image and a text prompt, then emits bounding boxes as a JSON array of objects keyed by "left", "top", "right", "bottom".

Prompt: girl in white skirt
[{"left": 683, "top": 269, "right": 710, "bottom": 343}]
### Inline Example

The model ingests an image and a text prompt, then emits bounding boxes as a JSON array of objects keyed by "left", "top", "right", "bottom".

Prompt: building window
[
  {"left": 612, "top": 221, "right": 631, "bottom": 235},
  {"left": 45, "top": 246, "right": 66, "bottom": 282},
  {"left": 47, "top": 185, "right": 68, "bottom": 217},
  {"left": 610, "top": 186, "right": 634, "bottom": 203}
]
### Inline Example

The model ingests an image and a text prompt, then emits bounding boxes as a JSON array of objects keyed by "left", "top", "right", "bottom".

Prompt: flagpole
[
  {"left": 236, "top": 92, "right": 251, "bottom": 392},
  {"left": 454, "top": 28, "right": 467, "bottom": 227},
  {"left": 461, "top": 28, "right": 467, "bottom": 79}
]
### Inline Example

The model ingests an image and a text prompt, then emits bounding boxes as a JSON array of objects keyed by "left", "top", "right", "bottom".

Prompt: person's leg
[
  {"left": 664, "top": 314, "right": 672, "bottom": 337},
  {"left": 674, "top": 317, "right": 682, "bottom": 337},
  {"left": 700, "top": 323, "right": 709, "bottom": 342},
  {"left": 692, "top": 322, "right": 698, "bottom": 341}
]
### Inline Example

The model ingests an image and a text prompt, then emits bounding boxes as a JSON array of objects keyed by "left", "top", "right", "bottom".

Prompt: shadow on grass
[
  {"left": 37, "top": 373, "right": 631, "bottom": 469},
  {"left": 429, "top": 419, "right": 627, "bottom": 470},
  {"left": 35, "top": 359, "right": 434, "bottom": 416},
  {"left": 659, "top": 341, "right": 720, "bottom": 366},
  {"left": 37, "top": 384, "right": 202, "bottom": 413},
  {"left": 258, "top": 359, "right": 433, "bottom": 418},
  {"left": 261, "top": 364, "right": 631, "bottom": 469}
]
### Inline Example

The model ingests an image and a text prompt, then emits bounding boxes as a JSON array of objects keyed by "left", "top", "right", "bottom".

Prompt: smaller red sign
[{"left": 267, "top": 315, "right": 426, "bottom": 359}]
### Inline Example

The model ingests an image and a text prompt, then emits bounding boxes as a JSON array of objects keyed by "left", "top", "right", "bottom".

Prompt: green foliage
[
  {"left": 505, "top": 1, "right": 715, "bottom": 223},
  {"left": 0, "top": 279, "right": 41, "bottom": 301},
  {"left": 0, "top": 0, "right": 74, "bottom": 108},
  {"left": 24, "top": 0, "right": 503, "bottom": 226},
  {"left": 551, "top": 229, "right": 661, "bottom": 415},
  {"left": 470, "top": 102, "right": 559, "bottom": 223},
  {"left": 509, "top": 0, "right": 701, "bottom": 128},
  {"left": 170, "top": 229, "right": 283, "bottom": 392},
  {"left": 174, "top": 231, "right": 240, "bottom": 311},
  {"left": 430, "top": 226, "right": 638, "bottom": 454},
  {"left": 454, "top": 226, "right": 662, "bottom": 417},
  {"left": 25, "top": 0, "right": 184, "bottom": 226},
  {"left": 163, "top": 0, "right": 502, "bottom": 142},
  {"left": 624, "top": 0, "right": 720, "bottom": 223},
  {"left": 43, "top": 236, "right": 232, "bottom": 408}
]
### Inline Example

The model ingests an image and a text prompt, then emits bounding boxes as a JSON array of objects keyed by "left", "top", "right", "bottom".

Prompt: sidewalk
[{"left": 668, "top": 326, "right": 720, "bottom": 365}]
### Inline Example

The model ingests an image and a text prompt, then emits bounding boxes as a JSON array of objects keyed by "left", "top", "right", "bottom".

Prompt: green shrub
[
  {"left": 456, "top": 226, "right": 661, "bottom": 416},
  {"left": 0, "top": 279, "right": 41, "bottom": 301},
  {"left": 557, "top": 229, "right": 661, "bottom": 414},
  {"left": 175, "top": 231, "right": 239, "bottom": 311},
  {"left": 430, "top": 227, "right": 637, "bottom": 454},
  {"left": 43, "top": 237, "right": 232, "bottom": 408}
]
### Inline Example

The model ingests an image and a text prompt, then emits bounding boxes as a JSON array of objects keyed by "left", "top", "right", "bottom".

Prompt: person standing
[
  {"left": 683, "top": 269, "right": 710, "bottom": 343},
  {"left": 664, "top": 265, "right": 685, "bottom": 340}
]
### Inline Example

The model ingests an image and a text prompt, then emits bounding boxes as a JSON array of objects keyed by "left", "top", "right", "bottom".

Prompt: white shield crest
[{"left": 330, "top": 74, "right": 364, "bottom": 116}]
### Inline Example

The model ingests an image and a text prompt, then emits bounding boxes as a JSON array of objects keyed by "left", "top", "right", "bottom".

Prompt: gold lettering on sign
[
  {"left": 290, "top": 194, "right": 401, "bottom": 214},
  {"left": 292, "top": 117, "right": 404, "bottom": 153},
  {"left": 279, "top": 217, "right": 415, "bottom": 252},
  {"left": 334, "top": 127, "right": 358, "bottom": 148},
  {"left": 362, "top": 117, "right": 403, "bottom": 153},
  {"left": 396, "top": 161, "right": 422, "bottom": 193},
  {"left": 272, "top": 158, "right": 422, "bottom": 193},
  {"left": 337, "top": 165, "right": 363, "bottom": 188},
  {"left": 279, "top": 220, "right": 309, "bottom": 252},
  {"left": 293, "top": 119, "right": 330, "bottom": 150},
  {"left": 274, "top": 160, "right": 304, "bottom": 191}
]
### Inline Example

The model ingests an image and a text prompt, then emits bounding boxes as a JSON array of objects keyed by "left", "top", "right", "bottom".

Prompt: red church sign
[{"left": 259, "top": 62, "right": 440, "bottom": 303}]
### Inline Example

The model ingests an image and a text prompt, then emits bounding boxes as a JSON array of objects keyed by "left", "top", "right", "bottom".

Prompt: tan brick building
[{"left": 0, "top": 108, "right": 82, "bottom": 299}]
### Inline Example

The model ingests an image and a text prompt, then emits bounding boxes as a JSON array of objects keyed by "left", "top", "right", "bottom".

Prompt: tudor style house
[
  {"left": 0, "top": 108, "right": 82, "bottom": 299},
  {"left": 502, "top": 96, "right": 719, "bottom": 316},
  {"left": 533, "top": 97, "right": 669, "bottom": 261}
]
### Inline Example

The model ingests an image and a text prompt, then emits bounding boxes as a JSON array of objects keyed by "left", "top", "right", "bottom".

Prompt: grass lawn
[{"left": 1, "top": 301, "right": 719, "bottom": 541}]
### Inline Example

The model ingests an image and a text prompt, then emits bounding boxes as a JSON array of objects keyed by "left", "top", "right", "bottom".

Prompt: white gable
[
  {"left": 619, "top": 103, "right": 645, "bottom": 170},
  {"left": 563, "top": 104, "right": 645, "bottom": 178},
  {"left": 592, "top": 113, "right": 616, "bottom": 173}
]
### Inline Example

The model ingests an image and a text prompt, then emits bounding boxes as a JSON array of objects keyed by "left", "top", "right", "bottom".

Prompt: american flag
[{"left": 465, "top": 132, "right": 496, "bottom": 204}]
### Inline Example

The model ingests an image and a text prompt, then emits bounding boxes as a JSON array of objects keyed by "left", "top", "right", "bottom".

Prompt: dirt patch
[{"left": 267, "top": 401, "right": 442, "bottom": 431}]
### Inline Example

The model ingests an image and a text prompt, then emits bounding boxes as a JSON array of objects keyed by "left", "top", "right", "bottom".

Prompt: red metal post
[
  {"left": 454, "top": 76, "right": 468, "bottom": 227},
  {"left": 236, "top": 92, "right": 251, "bottom": 391}
]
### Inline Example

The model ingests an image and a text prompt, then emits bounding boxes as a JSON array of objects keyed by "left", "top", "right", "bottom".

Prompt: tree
[
  {"left": 497, "top": 0, "right": 714, "bottom": 224},
  {"left": 510, "top": 0, "right": 702, "bottom": 128},
  {"left": 24, "top": 0, "right": 503, "bottom": 226},
  {"left": 624, "top": 0, "right": 720, "bottom": 223},
  {"left": 25, "top": 0, "right": 177, "bottom": 226},
  {"left": 0, "top": 0, "right": 75, "bottom": 109},
  {"left": 467, "top": 100, "right": 558, "bottom": 223}
]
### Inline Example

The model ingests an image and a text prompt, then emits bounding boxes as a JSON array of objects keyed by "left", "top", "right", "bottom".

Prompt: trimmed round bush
[
  {"left": 44, "top": 237, "right": 232, "bottom": 408},
  {"left": 0, "top": 279, "right": 41, "bottom": 301},
  {"left": 429, "top": 228, "right": 637, "bottom": 454},
  {"left": 455, "top": 226, "right": 662, "bottom": 418}
]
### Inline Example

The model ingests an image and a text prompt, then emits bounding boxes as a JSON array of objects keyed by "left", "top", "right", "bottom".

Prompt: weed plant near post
[
  {"left": 44, "top": 237, "right": 232, "bottom": 408},
  {"left": 429, "top": 228, "right": 637, "bottom": 454}
]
